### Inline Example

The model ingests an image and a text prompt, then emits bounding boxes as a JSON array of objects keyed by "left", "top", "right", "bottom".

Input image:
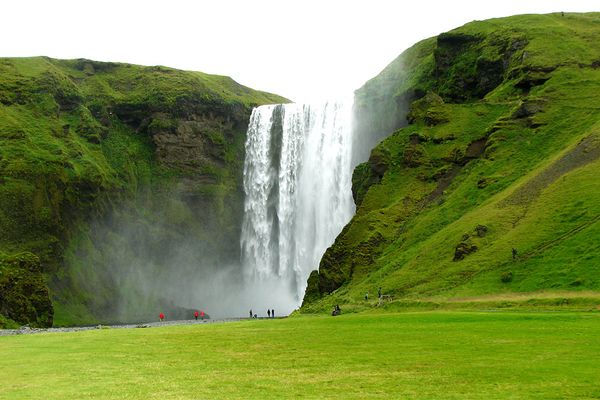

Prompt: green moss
[
  {"left": 0, "top": 252, "right": 53, "bottom": 327},
  {"left": 304, "top": 12, "right": 600, "bottom": 312},
  {"left": 0, "top": 56, "right": 287, "bottom": 325}
]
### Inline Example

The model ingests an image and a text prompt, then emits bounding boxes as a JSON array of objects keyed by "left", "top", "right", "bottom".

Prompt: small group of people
[
  {"left": 248, "top": 309, "right": 275, "bottom": 318},
  {"left": 193, "top": 310, "right": 206, "bottom": 320},
  {"left": 331, "top": 304, "right": 341, "bottom": 316},
  {"left": 158, "top": 310, "right": 206, "bottom": 322}
]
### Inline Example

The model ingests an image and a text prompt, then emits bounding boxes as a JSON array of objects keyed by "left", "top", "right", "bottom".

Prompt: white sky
[{"left": 1, "top": 0, "right": 598, "bottom": 101}]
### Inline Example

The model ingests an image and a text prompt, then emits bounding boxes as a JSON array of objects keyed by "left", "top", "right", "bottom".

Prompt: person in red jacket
[
  {"left": 159, "top": 312, "right": 165, "bottom": 322},
  {"left": 194, "top": 311, "right": 199, "bottom": 320},
  {"left": 200, "top": 310, "right": 205, "bottom": 320}
]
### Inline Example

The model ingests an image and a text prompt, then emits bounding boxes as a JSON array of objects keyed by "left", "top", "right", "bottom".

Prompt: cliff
[
  {"left": 302, "top": 13, "right": 600, "bottom": 312},
  {"left": 0, "top": 57, "right": 286, "bottom": 327}
]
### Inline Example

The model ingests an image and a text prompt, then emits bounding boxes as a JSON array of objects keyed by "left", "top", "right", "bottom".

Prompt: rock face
[
  {"left": 302, "top": 13, "right": 600, "bottom": 311},
  {"left": 0, "top": 57, "right": 287, "bottom": 326},
  {"left": 0, "top": 253, "right": 53, "bottom": 328}
]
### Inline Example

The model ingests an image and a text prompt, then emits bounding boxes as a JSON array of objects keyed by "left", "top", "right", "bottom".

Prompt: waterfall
[{"left": 240, "top": 100, "right": 355, "bottom": 302}]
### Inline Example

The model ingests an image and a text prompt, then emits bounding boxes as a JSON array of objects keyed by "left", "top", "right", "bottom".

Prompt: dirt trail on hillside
[{"left": 501, "top": 134, "right": 600, "bottom": 207}]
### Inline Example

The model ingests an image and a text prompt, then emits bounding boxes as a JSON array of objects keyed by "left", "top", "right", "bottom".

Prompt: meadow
[{"left": 1, "top": 311, "right": 599, "bottom": 399}]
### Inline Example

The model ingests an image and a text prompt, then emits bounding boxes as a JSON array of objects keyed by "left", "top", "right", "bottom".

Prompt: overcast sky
[{"left": 1, "top": 0, "right": 598, "bottom": 101}]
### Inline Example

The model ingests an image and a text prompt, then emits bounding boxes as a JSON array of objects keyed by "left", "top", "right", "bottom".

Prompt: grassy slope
[
  {"left": 1, "top": 312, "right": 599, "bottom": 399},
  {"left": 0, "top": 57, "right": 286, "bottom": 327},
  {"left": 303, "top": 13, "right": 600, "bottom": 312}
]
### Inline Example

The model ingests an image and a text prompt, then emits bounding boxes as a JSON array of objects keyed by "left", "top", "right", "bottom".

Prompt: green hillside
[
  {"left": 0, "top": 57, "right": 286, "bottom": 327},
  {"left": 302, "top": 13, "right": 600, "bottom": 312}
]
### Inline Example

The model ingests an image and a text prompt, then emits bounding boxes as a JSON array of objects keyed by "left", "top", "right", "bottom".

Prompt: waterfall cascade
[{"left": 240, "top": 100, "right": 355, "bottom": 301}]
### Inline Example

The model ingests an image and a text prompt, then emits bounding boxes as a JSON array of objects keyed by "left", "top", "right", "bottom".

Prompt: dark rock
[
  {"left": 512, "top": 100, "right": 545, "bottom": 119},
  {"left": 301, "top": 270, "right": 321, "bottom": 307},
  {"left": 475, "top": 225, "right": 488, "bottom": 237},
  {"left": 501, "top": 271, "right": 513, "bottom": 283},
  {"left": 408, "top": 132, "right": 430, "bottom": 144},
  {"left": 453, "top": 242, "right": 478, "bottom": 261},
  {"left": 430, "top": 165, "right": 451, "bottom": 181},
  {"left": 442, "top": 147, "right": 465, "bottom": 164},
  {"left": 465, "top": 138, "right": 487, "bottom": 160},
  {"left": 432, "top": 133, "right": 456, "bottom": 144},
  {"left": 352, "top": 162, "right": 379, "bottom": 207},
  {"left": 369, "top": 146, "right": 392, "bottom": 178},
  {"left": 477, "top": 177, "right": 492, "bottom": 188},
  {"left": 434, "top": 32, "right": 528, "bottom": 101},
  {"left": 514, "top": 70, "right": 551, "bottom": 91}
]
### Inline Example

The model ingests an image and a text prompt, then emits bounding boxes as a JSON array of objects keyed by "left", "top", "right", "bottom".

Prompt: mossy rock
[
  {"left": 403, "top": 144, "right": 429, "bottom": 167},
  {"left": 0, "top": 252, "right": 53, "bottom": 327},
  {"left": 302, "top": 270, "right": 321, "bottom": 306},
  {"left": 407, "top": 91, "right": 446, "bottom": 125}
]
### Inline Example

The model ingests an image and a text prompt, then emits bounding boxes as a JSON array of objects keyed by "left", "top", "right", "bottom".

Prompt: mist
[
  {"left": 60, "top": 62, "right": 412, "bottom": 323},
  {"left": 61, "top": 179, "right": 301, "bottom": 322}
]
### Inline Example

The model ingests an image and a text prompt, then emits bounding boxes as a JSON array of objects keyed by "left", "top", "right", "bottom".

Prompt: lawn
[{"left": 1, "top": 312, "right": 599, "bottom": 399}]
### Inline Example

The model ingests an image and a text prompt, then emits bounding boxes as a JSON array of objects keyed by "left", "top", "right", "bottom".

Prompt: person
[
  {"left": 200, "top": 310, "right": 205, "bottom": 320},
  {"left": 271, "top": 309, "right": 275, "bottom": 318},
  {"left": 267, "top": 309, "right": 271, "bottom": 318},
  {"left": 249, "top": 309, "right": 253, "bottom": 318},
  {"left": 365, "top": 292, "right": 368, "bottom": 301},
  {"left": 159, "top": 312, "right": 165, "bottom": 322},
  {"left": 194, "top": 311, "right": 199, "bottom": 320}
]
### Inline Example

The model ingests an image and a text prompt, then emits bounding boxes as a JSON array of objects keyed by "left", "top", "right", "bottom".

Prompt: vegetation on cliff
[
  {"left": 303, "top": 13, "right": 600, "bottom": 312},
  {"left": 0, "top": 57, "right": 286, "bottom": 326}
]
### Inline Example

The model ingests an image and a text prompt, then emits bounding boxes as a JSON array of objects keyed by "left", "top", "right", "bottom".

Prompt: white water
[{"left": 240, "top": 100, "right": 355, "bottom": 309}]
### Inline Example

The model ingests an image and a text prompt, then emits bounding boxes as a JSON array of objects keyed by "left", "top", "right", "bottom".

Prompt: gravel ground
[{"left": 0, "top": 317, "right": 277, "bottom": 336}]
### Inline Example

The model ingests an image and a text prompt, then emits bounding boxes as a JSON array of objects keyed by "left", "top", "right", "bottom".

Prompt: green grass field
[{"left": 2, "top": 312, "right": 599, "bottom": 399}]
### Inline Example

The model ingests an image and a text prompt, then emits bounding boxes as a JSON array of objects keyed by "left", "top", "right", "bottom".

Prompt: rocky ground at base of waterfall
[{"left": 0, "top": 317, "right": 285, "bottom": 336}]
